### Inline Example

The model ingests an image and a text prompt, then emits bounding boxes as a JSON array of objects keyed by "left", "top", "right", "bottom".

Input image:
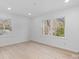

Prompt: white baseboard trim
[{"left": 30, "top": 40, "right": 79, "bottom": 55}]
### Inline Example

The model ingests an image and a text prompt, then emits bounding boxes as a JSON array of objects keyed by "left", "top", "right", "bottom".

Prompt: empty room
[{"left": 0, "top": 0, "right": 79, "bottom": 59}]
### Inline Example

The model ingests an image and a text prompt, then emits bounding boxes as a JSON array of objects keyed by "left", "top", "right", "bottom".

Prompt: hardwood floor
[{"left": 0, "top": 41, "right": 78, "bottom": 59}]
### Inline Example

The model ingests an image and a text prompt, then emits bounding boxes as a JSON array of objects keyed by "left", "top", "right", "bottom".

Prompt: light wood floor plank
[{"left": 0, "top": 41, "right": 78, "bottom": 59}]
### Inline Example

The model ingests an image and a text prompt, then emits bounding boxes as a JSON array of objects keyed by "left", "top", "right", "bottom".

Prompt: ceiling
[{"left": 0, "top": 0, "right": 79, "bottom": 18}]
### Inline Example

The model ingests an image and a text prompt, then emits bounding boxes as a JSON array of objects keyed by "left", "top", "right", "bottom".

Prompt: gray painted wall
[
  {"left": 0, "top": 12, "right": 30, "bottom": 47},
  {"left": 32, "top": 6, "right": 79, "bottom": 52}
]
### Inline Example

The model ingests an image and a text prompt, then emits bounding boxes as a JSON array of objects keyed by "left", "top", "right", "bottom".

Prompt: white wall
[
  {"left": 0, "top": 11, "right": 30, "bottom": 47},
  {"left": 32, "top": 6, "right": 79, "bottom": 52}
]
